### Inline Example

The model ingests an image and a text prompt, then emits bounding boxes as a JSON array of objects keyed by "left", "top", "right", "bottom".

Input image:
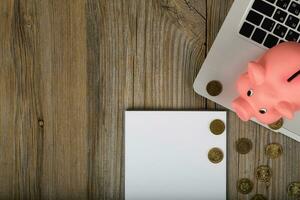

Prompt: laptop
[{"left": 193, "top": 0, "right": 300, "bottom": 141}]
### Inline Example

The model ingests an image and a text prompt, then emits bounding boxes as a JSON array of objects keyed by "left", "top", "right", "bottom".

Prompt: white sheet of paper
[{"left": 125, "top": 111, "right": 227, "bottom": 200}]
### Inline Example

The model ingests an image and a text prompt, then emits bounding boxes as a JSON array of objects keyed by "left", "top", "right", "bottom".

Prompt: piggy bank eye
[
  {"left": 247, "top": 89, "right": 254, "bottom": 97},
  {"left": 259, "top": 108, "right": 267, "bottom": 114}
]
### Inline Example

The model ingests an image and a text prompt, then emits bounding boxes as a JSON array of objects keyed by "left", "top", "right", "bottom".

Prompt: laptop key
[
  {"left": 261, "top": 18, "right": 276, "bottom": 31},
  {"left": 286, "top": 15, "right": 299, "bottom": 28},
  {"left": 285, "top": 29, "right": 300, "bottom": 41},
  {"left": 251, "top": 28, "right": 267, "bottom": 44},
  {"left": 239, "top": 22, "right": 255, "bottom": 38},
  {"left": 276, "top": 0, "right": 291, "bottom": 9},
  {"left": 279, "top": 40, "right": 286, "bottom": 43},
  {"left": 252, "top": 0, "right": 275, "bottom": 17},
  {"left": 273, "top": 24, "right": 288, "bottom": 37},
  {"left": 246, "top": 10, "right": 263, "bottom": 25},
  {"left": 265, "top": 0, "right": 276, "bottom": 3},
  {"left": 273, "top": 9, "right": 288, "bottom": 23},
  {"left": 263, "top": 34, "right": 279, "bottom": 48},
  {"left": 288, "top": 2, "right": 300, "bottom": 15}
]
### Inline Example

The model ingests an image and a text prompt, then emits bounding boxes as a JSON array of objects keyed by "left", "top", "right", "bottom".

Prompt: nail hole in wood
[{"left": 38, "top": 119, "right": 44, "bottom": 127}]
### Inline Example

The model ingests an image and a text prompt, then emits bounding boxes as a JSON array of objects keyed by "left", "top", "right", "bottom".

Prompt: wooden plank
[
  {"left": 85, "top": 0, "right": 135, "bottom": 198},
  {"left": 90, "top": 0, "right": 207, "bottom": 198},
  {"left": 0, "top": 1, "right": 15, "bottom": 199},
  {"left": 43, "top": 1, "right": 88, "bottom": 199},
  {"left": 0, "top": 0, "right": 88, "bottom": 199},
  {"left": 133, "top": 0, "right": 207, "bottom": 109}
]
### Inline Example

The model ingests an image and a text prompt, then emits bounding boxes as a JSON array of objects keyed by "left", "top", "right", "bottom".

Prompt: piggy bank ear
[
  {"left": 275, "top": 101, "right": 294, "bottom": 119},
  {"left": 248, "top": 61, "right": 265, "bottom": 85}
]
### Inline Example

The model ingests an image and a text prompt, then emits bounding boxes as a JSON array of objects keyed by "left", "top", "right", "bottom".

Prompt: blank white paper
[{"left": 125, "top": 111, "right": 227, "bottom": 200}]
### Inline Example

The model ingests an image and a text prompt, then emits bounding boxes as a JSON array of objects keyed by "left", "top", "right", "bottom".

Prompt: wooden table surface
[{"left": 1, "top": 0, "right": 300, "bottom": 199}]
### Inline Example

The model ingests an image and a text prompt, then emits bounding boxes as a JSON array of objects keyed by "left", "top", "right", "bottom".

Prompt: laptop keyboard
[{"left": 239, "top": 0, "right": 300, "bottom": 48}]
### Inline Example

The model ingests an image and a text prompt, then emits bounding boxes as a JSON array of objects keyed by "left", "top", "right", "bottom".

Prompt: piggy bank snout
[{"left": 232, "top": 97, "right": 253, "bottom": 121}]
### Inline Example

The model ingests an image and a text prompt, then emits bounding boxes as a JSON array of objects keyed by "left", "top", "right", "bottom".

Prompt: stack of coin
[
  {"left": 256, "top": 165, "right": 272, "bottom": 184},
  {"left": 208, "top": 147, "right": 223, "bottom": 164},
  {"left": 237, "top": 178, "right": 253, "bottom": 194},
  {"left": 288, "top": 182, "right": 300, "bottom": 197},
  {"left": 236, "top": 138, "right": 252, "bottom": 154},
  {"left": 265, "top": 143, "right": 283, "bottom": 159}
]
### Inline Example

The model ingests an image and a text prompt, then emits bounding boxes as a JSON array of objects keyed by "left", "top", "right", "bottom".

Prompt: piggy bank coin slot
[{"left": 287, "top": 69, "right": 300, "bottom": 82}]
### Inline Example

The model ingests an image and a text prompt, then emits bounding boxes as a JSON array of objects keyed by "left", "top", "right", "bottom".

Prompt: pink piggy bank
[{"left": 232, "top": 42, "right": 300, "bottom": 125}]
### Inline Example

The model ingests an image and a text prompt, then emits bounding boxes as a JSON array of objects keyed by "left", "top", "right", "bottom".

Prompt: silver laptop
[{"left": 193, "top": 0, "right": 300, "bottom": 141}]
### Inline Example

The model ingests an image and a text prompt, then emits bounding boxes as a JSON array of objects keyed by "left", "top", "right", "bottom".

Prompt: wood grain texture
[{"left": 0, "top": 0, "right": 299, "bottom": 199}]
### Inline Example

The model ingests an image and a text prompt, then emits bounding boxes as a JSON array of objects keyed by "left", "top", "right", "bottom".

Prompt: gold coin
[
  {"left": 256, "top": 165, "right": 272, "bottom": 184},
  {"left": 210, "top": 119, "right": 225, "bottom": 135},
  {"left": 208, "top": 147, "right": 223, "bottom": 164},
  {"left": 265, "top": 143, "right": 283, "bottom": 159},
  {"left": 237, "top": 178, "right": 253, "bottom": 194},
  {"left": 268, "top": 118, "right": 283, "bottom": 130},
  {"left": 206, "top": 80, "right": 223, "bottom": 96},
  {"left": 288, "top": 182, "right": 300, "bottom": 197},
  {"left": 236, "top": 138, "right": 252, "bottom": 154},
  {"left": 250, "top": 194, "right": 267, "bottom": 200}
]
